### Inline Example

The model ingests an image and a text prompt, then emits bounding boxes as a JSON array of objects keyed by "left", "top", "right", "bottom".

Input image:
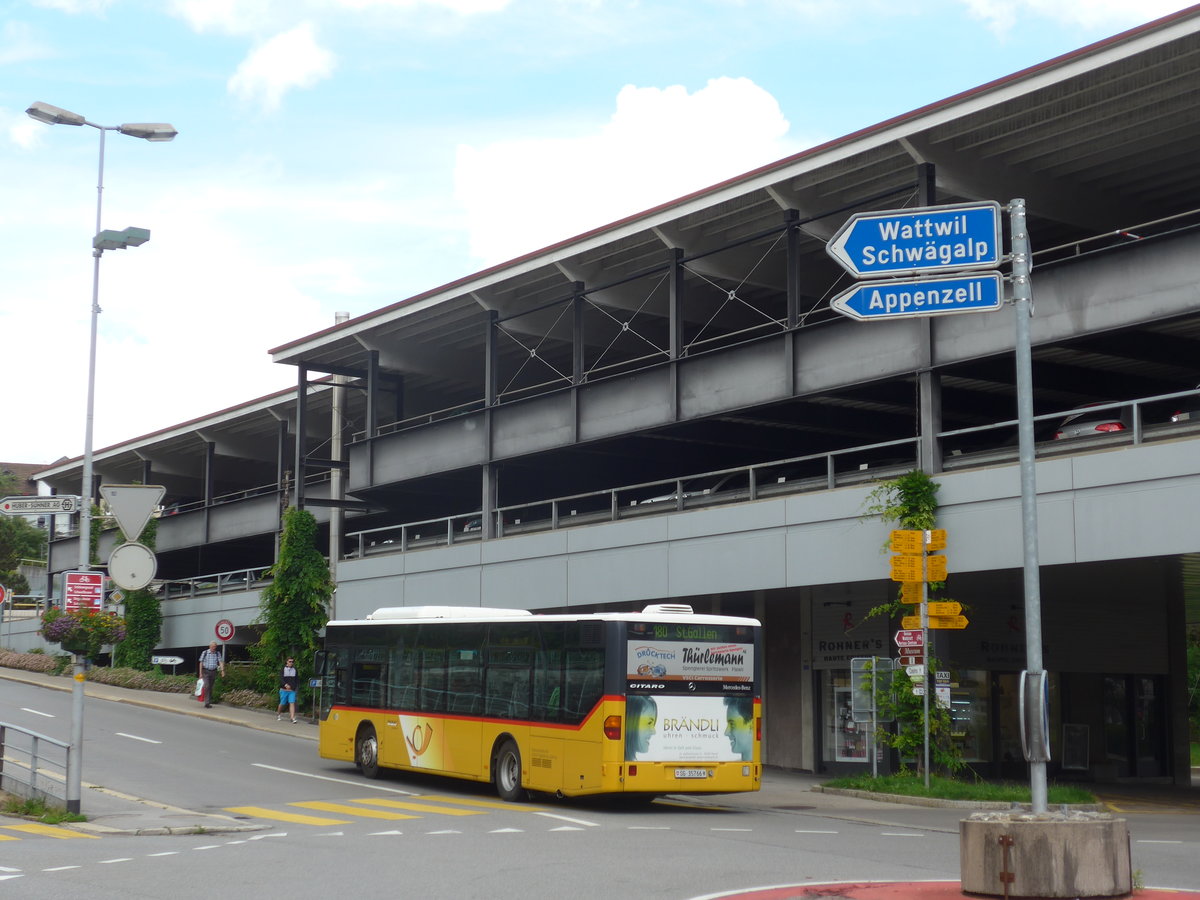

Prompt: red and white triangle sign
[{"left": 99, "top": 484, "right": 166, "bottom": 542}]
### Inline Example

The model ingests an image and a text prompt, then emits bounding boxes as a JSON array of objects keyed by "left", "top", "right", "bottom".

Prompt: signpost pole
[
  {"left": 1010, "top": 198, "right": 1048, "bottom": 814},
  {"left": 921, "top": 548, "right": 930, "bottom": 789}
]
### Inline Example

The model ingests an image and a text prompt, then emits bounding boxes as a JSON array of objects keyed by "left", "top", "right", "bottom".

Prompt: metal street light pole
[{"left": 25, "top": 102, "right": 176, "bottom": 814}]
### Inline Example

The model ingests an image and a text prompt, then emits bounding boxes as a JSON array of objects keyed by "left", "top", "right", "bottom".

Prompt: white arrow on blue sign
[
  {"left": 827, "top": 201, "right": 1003, "bottom": 279},
  {"left": 830, "top": 272, "right": 1003, "bottom": 321}
]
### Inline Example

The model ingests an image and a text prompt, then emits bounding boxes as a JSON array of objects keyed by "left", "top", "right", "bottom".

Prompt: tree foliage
[
  {"left": 859, "top": 469, "right": 964, "bottom": 776},
  {"left": 112, "top": 518, "right": 161, "bottom": 670},
  {"left": 1, "top": 513, "right": 46, "bottom": 596},
  {"left": 251, "top": 506, "right": 331, "bottom": 695}
]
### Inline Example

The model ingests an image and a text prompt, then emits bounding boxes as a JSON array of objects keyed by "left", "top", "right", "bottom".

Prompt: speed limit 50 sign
[{"left": 215, "top": 619, "right": 235, "bottom": 642}]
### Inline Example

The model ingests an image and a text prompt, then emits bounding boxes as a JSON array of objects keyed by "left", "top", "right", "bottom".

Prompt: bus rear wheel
[
  {"left": 356, "top": 725, "right": 381, "bottom": 779},
  {"left": 493, "top": 739, "right": 525, "bottom": 801}
]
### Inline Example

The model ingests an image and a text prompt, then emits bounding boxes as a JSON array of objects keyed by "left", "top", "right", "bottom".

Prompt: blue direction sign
[
  {"left": 827, "top": 201, "right": 1002, "bottom": 279},
  {"left": 830, "top": 272, "right": 1003, "bottom": 322}
]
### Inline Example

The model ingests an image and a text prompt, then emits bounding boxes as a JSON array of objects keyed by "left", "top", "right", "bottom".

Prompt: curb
[{"left": 812, "top": 785, "right": 1105, "bottom": 812}]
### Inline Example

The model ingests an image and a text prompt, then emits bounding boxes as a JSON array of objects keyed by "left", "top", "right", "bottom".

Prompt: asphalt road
[{"left": 3, "top": 678, "right": 1199, "bottom": 899}]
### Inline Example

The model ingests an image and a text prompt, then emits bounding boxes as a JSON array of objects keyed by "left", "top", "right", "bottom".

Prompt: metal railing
[
  {"left": 159, "top": 566, "right": 272, "bottom": 601},
  {"left": 0, "top": 721, "right": 70, "bottom": 806},
  {"left": 343, "top": 386, "right": 1200, "bottom": 560}
]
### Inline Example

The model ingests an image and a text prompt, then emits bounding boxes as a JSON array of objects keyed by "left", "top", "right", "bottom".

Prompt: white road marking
[
  {"left": 535, "top": 812, "right": 600, "bottom": 827},
  {"left": 712, "top": 828, "right": 753, "bottom": 832},
  {"left": 248, "top": 832, "right": 288, "bottom": 840},
  {"left": 370, "top": 830, "right": 404, "bottom": 835},
  {"left": 549, "top": 826, "right": 585, "bottom": 831},
  {"left": 116, "top": 733, "right": 161, "bottom": 744},
  {"left": 99, "top": 858, "right": 133, "bottom": 864},
  {"left": 795, "top": 830, "right": 838, "bottom": 834},
  {"left": 193, "top": 845, "right": 221, "bottom": 850},
  {"left": 0, "top": 866, "right": 21, "bottom": 873},
  {"left": 148, "top": 852, "right": 179, "bottom": 857},
  {"left": 0, "top": 875, "right": 24, "bottom": 881},
  {"left": 489, "top": 828, "right": 523, "bottom": 833},
  {"left": 44, "top": 866, "right": 79, "bottom": 871},
  {"left": 316, "top": 832, "right": 344, "bottom": 837},
  {"left": 252, "top": 764, "right": 418, "bottom": 794},
  {"left": 880, "top": 832, "right": 924, "bottom": 837},
  {"left": 427, "top": 829, "right": 461, "bottom": 834},
  {"left": 1136, "top": 839, "right": 1183, "bottom": 844},
  {"left": 20, "top": 708, "right": 54, "bottom": 718}
]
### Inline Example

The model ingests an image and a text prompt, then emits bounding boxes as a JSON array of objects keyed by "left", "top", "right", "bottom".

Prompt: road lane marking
[
  {"left": 416, "top": 794, "right": 546, "bottom": 811},
  {"left": 535, "top": 812, "right": 600, "bottom": 827},
  {"left": 351, "top": 797, "right": 483, "bottom": 816},
  {"left": 796, "top": 829, "right": 839, "bottom": 834},
  {"left": 0, "top": 835, "right": 18, "bottom": 842},
  {"left": 1, "top": 824, "right": 98, "bottom": 839},
  {"left": 489, "top": 827, "right": 523, "bottom": 833},
  {"left": 99, "top": 858, "right": 132, "bottom": 864},
  {"left": 148, "top": 852, "right": 179, "bottom": 857},
  {"left": 1136, "top": 839, "right": 1183, "bottom": 844},
  {"left": 43, "top": 866, "right": 79, "bottom": 871},
  {"left": 370, "top": 830, "right": 405, "bottom": 835},
  {"left": 20, "top": 708, "right": 54, "bottom": 718},
  {"left": 116, "top": 733, "right": 161, "bottom": 744},
  {"left": 252, "top": 764, "right": 417, "bottom": 794},
  {"left": 0, "top": 866, "right": 20, "bottom": 871},
  {"left": 193, "top": 845, "right": 221, "bottom": 850},
  {"left": 712, "top": 828, "right": 753, "bottom": 832},
  {"left": 426, "top": 829, "right": 461, "bottom": 834},
  {"left": 881, "top": 832, "right": 924, "bottom": 837},
  {"left": 226, "top": 806, "right": 351, "bottom": 825},
  {"left": 550, "top": 826, "right": 585, "bottom": 831},
  {"left": 291, "top": 801, "right": 418, "bottom": 819}
]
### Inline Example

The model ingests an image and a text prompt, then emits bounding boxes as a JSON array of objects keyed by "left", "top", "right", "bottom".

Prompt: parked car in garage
[
  {"left": 1053, "top": 402, "right": 1132, "bottom": 440},
  {"left": 1169, "top": 384, "right": 1200, "bottom": 423}
]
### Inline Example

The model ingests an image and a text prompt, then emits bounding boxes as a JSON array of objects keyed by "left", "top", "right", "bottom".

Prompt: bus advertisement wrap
[
  {"left": 625, "top": 694, "right": 754, "bottom": 762},
  {"left": 626, "top": 640, "right": 753, "bottom": 685}
]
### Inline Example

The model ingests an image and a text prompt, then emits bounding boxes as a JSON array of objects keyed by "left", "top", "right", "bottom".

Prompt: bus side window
[
  {"left": 532, "top": 625, "right": 564, "bottom": 722},
  {"left": 563, "top": 648, "right": 604, "bottom": 723}
]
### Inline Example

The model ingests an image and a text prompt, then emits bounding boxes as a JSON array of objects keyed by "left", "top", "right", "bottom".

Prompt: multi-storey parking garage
[{"left": 23, "top": 10, "right": 1200, "bottom": 784}]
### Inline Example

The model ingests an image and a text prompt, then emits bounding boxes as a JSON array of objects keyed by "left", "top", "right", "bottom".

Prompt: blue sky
[{"left": 2, "top": 0, "right": 1194, "bottom": 466}]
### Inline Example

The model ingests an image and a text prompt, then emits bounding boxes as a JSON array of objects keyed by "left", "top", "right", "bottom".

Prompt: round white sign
[{"left": 107, "top": 542, "right": 157, "bottom": 591}]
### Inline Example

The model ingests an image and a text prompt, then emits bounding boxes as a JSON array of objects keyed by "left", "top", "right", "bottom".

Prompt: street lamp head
[
  {"left": 26, "top": 101, "right": 85, "bottom": 127},
  {"left": 118, "top": 123, "right": 178, "bottom": 142},
  {"left": 93, "top": 226, "right": 151, "bottom": 251}
]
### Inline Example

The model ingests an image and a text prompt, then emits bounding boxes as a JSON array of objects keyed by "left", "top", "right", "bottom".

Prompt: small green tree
[
  {"left": 1, "top": 513, "right": 47, "bottom": 596},
  {"left": 859, "top": 469, "right": 964, "bottom": 776},
  {"left": 251, "top": 507, "right": 332, "bottom": 696},
  {"left": 112, "top": 518, "right": 161, "bottom": 670}
]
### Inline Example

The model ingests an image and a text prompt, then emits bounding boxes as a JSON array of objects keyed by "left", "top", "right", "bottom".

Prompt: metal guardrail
[
  {"left": 0, "top": 721, "right": 70, "bottom": 806},
  {"left": 343, "top": 387, "right": 1200, "bottom": 560}
]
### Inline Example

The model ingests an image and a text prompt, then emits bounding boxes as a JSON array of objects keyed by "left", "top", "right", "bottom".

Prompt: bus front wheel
[
  {"left": 356, "top": 725, "right": 381, "bottom": 779},
  {"left": 493, "top": 739, "right": 525, "bottom": 801}
]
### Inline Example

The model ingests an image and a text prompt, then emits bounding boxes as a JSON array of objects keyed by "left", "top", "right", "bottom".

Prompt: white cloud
[
  {"left": 961, "top": 0, "right": 1195, "bottom": 35},
  {"left": 227, "top": 22, "right": 337, "bottom": 112},
  {"left": 0, "top": 20, "right": 54, "bottom": 64},
  {"left": 454, "top": 77, "right": 800, "bottom": 265}
]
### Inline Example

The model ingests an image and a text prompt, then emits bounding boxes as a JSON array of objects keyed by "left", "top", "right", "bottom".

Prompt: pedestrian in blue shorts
[{"left": 277, "top": 657, "right": 298, "bottom": 723}]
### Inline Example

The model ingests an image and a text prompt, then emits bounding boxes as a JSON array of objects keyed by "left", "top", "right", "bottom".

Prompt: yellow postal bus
[{"left": 314, "top": 604, "right": 761, "bottom": 801}]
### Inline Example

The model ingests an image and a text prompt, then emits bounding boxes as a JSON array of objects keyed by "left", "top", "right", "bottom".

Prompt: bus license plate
[{"left": 674, "top": 768, "right": 708, "bottom": 779}]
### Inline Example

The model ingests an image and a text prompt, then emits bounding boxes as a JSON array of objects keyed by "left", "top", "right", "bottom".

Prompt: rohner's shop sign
[{"left": 812, "top": 596, "right": 888, "bottom": 668}]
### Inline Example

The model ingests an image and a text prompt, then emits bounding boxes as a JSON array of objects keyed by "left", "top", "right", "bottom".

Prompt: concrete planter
[{"left": 960, "top": 811, "right": 1131, "bottom": 898}]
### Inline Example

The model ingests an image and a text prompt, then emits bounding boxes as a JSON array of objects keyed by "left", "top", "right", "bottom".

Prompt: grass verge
[
  {"left": 1, "top": 792, "right": 87, "bottom": 824},
  {"left": 822, "top": 772, "right": 1096, "bottom": 805}
]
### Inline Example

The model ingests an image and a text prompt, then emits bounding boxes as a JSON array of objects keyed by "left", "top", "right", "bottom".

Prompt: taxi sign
[
  {"left": 890, "top": 529, "right": 947, "bottom": 554},
  {"left": 890, "top": 554, "right": 947, "bottom": 582},
  {"left": 928, "top": 614, "right": 969, "bottom": 630},
  {"left": 894, "top": 629, "right": 924, "bottom": 648},
  {"left": 927, "top": 601, "right": 962, "bottom": 617}
]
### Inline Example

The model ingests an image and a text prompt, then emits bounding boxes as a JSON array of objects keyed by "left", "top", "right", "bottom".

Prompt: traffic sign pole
[{"left": 1011, "top": 198, "right": 1048, "bottom": 815}]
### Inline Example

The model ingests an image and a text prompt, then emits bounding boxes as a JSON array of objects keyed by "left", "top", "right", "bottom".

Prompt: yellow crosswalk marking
[
  {"left": 0, "top": 833, "right": 20, "bottom": 840},
  {"left": 415, "top": 794, "right": 546, "bottom": 812},
  {"left": 2, "top": 823, "right": 98, "bottom": 839},
  {"left": 350, "top": 798, "right": 484, "bottom": 816},
  {"left": 226, "top": 806, "right": 351, "bottom": 825},
  {"left": 289, "top": 801, "right": 418, "bottom": 820}
]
